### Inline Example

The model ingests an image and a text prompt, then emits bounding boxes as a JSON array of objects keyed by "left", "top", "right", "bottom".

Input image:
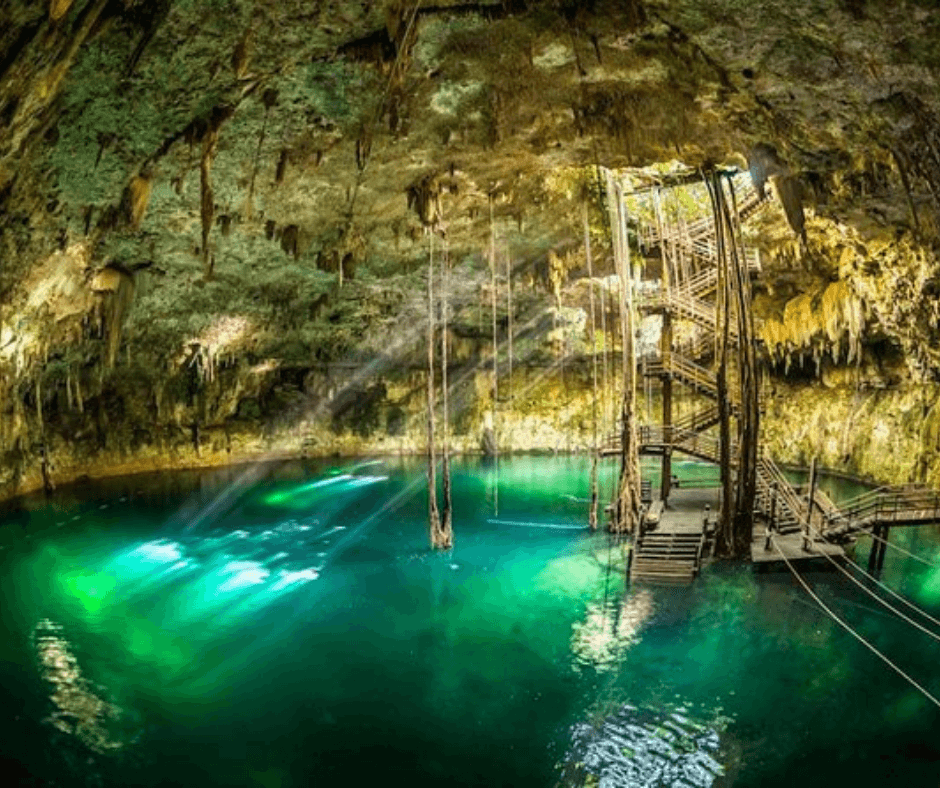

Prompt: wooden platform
[
  {"left": 751, "top": 525, "right": 845, "bottom": 572},
  {"left": 629, "top": 488, "right": 715, "bottom": 585}
]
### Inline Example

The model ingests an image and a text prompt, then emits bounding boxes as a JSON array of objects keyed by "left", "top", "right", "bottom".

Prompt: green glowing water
[{"left": 0, "top": 457, "right": 938, "bottom": 787}]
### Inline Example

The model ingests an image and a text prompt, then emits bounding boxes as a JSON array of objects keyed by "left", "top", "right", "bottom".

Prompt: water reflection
[
  {"left": 33, "top": 619, "right": 128, "bottom": 754},
  {"left": 571, "top": 591, "right": 654, "bottom": 673},
  {"left": 560, "top": 703, "right": 729, "bottom": 787}
]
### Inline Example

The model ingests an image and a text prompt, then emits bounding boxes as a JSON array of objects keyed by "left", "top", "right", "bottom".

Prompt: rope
[
  {"left": 801, "top": 532, "right": 940, "bottom": 645},
  {"left": 487, "top": 519, "right": 586, "bottom": 531},
  {"left": 771, "top": 536, "right": 940, "bottom": 709},
  {"left": 803, "top": 518, "right": 940, "bottom": 633},
  {"left": 843, "top": 557, "right": 940, "bottom": 634},
  {"left": 856, "top": 524, "right": 940, "bottom": 570}
]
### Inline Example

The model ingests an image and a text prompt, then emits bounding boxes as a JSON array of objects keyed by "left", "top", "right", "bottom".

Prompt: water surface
[{"left": 0, "top": 457, "right": 938, "bottom": 786}]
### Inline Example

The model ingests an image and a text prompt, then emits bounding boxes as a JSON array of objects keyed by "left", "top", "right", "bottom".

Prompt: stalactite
[
  {"left": 35, "top": 375, "right": 43, "bottom": 435},
  {"left": 245, "top": 88, "right": 279, "bottom": 219},
  {"left": 201, "top": 126, "right": 219, "bottom": 278},
  {"left": 124, "top": 171, "right": 153, "bottom": 230},
  {"left": 104, "top": 270, "right": 135, "bottom": 368},
  {"left": 75, "top": 372, "right": 83, "bottom": 414},
  {"left": 50, "top": 0, "right": 73, "bottom": 22}
]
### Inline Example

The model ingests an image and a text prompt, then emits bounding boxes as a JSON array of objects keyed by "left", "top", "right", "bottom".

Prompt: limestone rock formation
[{"left": 2, "top": 0, "right": 940, "bottom": 494}]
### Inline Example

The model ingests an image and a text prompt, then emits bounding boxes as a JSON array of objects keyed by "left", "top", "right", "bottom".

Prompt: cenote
[{"left": 1, "top": 456, "right": 939, "bottom": 787}]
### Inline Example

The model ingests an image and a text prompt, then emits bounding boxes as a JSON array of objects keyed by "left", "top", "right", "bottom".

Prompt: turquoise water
[{"left": 0, "top": 456, "right": 938, "bottom": 787}]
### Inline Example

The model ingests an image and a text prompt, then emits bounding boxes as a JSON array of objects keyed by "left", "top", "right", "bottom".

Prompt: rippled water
[{"left": 0, "top": 456, "right": 938, "bottom": 787}]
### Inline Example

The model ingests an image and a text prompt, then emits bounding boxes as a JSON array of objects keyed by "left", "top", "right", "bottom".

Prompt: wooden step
[
  {"left": 632, "top": 574, "right": 696, "bottom": 583},
  {"left": 632, "top": 561, "right": 697, "bottom": 573},
  {"left": 638, "top": 547, "right": 700, "bottom": 554},
  {"left": 639, "top": 542, "right": 700, "bottom": 550},
  {"left": 631, "top": 570, "right": 695, "bottom": 582},
  {"left": 641, "top": 533, "right": 700, "bottom": 541},
  {"left": 638, "top": 543, "right": 700, "bottom": 551},
  {"left": 632, "top": 566, "right": 695, "bottom": 577}
]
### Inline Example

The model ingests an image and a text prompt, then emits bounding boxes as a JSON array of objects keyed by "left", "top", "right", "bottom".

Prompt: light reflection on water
[
  {"left": 33, "top": 619, "right": 131, "bottom": 754},
  {"left": 561, "top": 703, "right": 729, "bottom": 788},
  {"left": 570, "top": 592, "right": 655, "bottom": 673}
]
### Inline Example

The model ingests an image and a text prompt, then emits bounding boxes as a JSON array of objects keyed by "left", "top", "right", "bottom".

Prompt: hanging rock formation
[{"left": 1, "top": 0, "right": 940, "bottom": 495}]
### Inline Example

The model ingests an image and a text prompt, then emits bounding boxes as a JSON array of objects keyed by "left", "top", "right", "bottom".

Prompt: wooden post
[
  {"left": 867, "top": 523, "right": 888, "bottom": 575},
  {"left": 655, "top": 187, "right": 673, "bottom": 505},
  {"left": 868, "top": 525, "right": 881, "bottom": 575},
  {"left": 807, "top": 455, "right": 818, "bottom": 534},
  {"left": 765, "top": 481, "right": 777, "bottom": 551},
  {"left": 867, "top": 527, "right": 877, "bottom": 574},
  {"left": 879, "top": 526, "right": 890, "bottom": 573}
]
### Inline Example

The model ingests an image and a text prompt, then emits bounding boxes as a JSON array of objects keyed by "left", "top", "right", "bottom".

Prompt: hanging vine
[
  {"left": 584, "top": 200, "right": 599, "bottom": 532},
  {"left": 439, "top": 234, "right": 454, "bottom": 548},
  {"left": 606, "top": 171, "right": 642, "bottom": 535},
  {"left": 426, "top": 232, "right": 442, "bottom": 548}
]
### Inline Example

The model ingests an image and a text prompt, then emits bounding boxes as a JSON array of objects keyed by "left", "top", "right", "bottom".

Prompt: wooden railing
[
  {"left": 827, "top": 487, "right": 940, "bottom": 529},
  {"left": 756, "top": 456, "right": 805, "bottom": 532},
  {"left": 673, "top": 404, "right": 720, "bottom": 433},
  {"left": 670, "top": 254, "right": 761, "bottom": 299},
  {"left": 646, "top": 353, "right": 720, "bottom": 398},
  {"left": 634, "top": 425, "right": 726, "bottom": 464},
  {"left": 642, "top": 191, "right": 766, "bottom": 248}
]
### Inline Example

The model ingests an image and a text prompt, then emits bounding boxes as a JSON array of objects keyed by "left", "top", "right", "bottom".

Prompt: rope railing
[
  {"left": 771, "top": 536, "right": 940, "bottom": 711},
  {"left": 799, "top": 518, "right": 940, "bottom": 639}
]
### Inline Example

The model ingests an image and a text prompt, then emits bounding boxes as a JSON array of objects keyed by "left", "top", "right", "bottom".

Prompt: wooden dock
[
  {"left": 629, "top": 488, "right": 713, "bottom": 585},
  {"left": 751, "top": 524, "right": 845, "bottom": 572}
]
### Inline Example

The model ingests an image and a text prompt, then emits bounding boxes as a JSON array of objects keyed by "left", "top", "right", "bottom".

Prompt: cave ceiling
[{"left": 2, "top": 0, "right": 940, "bottom": 385}]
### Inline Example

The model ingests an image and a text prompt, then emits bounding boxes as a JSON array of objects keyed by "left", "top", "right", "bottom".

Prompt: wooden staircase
[
  {"left": 629, "top": 530, "right": 705, "bottom": 585},
  {"left": 755, "top": 456, "right": 804, "bottom": 534},
  {"left": 645, "top": 352, "right": 728, "bottom": 401}
]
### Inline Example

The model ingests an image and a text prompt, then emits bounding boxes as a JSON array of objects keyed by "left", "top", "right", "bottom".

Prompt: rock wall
[
  {"left": 763, "top": 380, "right": 940, "bottom": 486},
  {"left": 1, "top": 360, "right": 604, "bottom": 499}
]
